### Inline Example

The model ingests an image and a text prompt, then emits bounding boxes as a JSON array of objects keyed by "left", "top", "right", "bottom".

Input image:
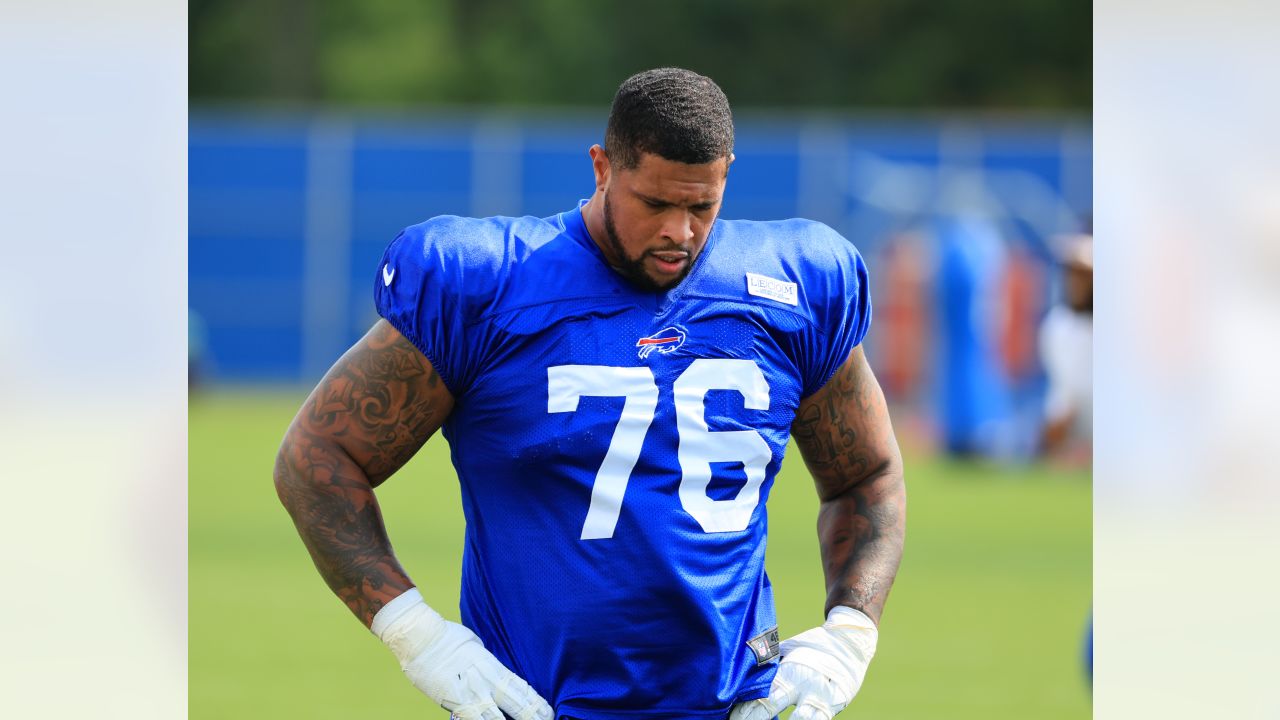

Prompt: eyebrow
[
  {"left": 636, "top": 192, "right": 717, "bottom": 210},
  {"left": 637, "top": 193, "right": 670, "bottom": 207}
]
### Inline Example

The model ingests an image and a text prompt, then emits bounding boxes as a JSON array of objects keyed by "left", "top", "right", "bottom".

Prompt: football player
[{"left": 275, "top": 67, "right": 906, "bottom": 720}]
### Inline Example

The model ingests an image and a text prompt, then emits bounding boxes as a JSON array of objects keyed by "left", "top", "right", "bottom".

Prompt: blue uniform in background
[{"left": 374, "top": 201, "right": 871, "bottom": 720}]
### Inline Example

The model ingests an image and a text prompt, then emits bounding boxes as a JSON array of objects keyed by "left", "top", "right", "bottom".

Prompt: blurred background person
[{"left": 1039, "top": 232, "right": 1093, "bottom": 463}]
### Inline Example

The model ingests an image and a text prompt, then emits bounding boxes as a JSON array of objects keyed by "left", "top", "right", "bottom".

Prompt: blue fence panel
[
  {"left": 190, "top": 117, "right": 311, "bottom": 379},
  {"left": 189, "top": 110, "right": 1091, "bottom": 390}
]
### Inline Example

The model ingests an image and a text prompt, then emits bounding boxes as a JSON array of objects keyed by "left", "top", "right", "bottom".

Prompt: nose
[{"left": 660, "top": 210, "right": 695, "bottom": 245}]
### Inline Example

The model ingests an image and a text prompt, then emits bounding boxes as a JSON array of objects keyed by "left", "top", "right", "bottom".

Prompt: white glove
[
  {"left": 729, "top": 607, "right": 878, "bottom": 720},
  {"left": 370, "top": 588, "right": 554, "bottom": 720}
]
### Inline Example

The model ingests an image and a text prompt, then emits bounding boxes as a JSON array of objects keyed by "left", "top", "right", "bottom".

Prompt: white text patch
[{"left": 745, "top": 272, "right": 798, "bottom": 306}]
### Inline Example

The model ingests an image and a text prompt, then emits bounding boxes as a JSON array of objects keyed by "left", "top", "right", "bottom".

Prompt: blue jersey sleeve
[
  {"left": 373, "top": 216, "right": 502, "bottom": 395},
  {"left": 798, "top": 223, "right": 873, "bottom": 397}
]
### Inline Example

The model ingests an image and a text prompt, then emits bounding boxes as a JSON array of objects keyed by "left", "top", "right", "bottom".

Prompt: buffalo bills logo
[{"left": 636, "top": 326, "right": 687, "bottom": 359}]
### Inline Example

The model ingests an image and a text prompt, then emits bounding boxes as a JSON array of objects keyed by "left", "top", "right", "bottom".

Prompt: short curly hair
[{"left": 604, "top": 67, "right": 735, "bottom": 170}]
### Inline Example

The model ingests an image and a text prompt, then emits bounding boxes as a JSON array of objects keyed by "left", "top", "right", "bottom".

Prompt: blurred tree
[{"left": 190, "top": 0, "right": 1089, "bottom": 108}]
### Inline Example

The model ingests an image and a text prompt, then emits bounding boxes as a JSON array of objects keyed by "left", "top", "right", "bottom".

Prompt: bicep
[
  {"left": 285, "top": 319, "right": 455, "bottom": 486},
  {"left": 791, "top": 345, "right": 902, "bottom": 501}
]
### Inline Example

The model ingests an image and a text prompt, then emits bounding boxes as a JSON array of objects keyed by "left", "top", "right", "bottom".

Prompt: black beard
[{"left": 603, "top": 192, "right": 694, "bottom": 292}]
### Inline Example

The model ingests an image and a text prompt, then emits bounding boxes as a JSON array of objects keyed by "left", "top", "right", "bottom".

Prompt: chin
[{"left": 645, "top": 272, "right": 687, "bottom": 291}]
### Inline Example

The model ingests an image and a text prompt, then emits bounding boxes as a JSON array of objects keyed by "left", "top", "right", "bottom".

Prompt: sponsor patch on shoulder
[
  {"left": 745, "top": 272, "right": 798, "bottom": 306},
  {"left": 746, "top": 627, "right": 781, "bottom": 665}
]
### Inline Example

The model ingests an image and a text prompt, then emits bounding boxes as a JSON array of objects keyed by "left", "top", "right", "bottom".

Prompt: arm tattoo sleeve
[
  {"left": 274, "top": 320, "right": 454, "bottom": 626},
  {"left": 792, "top": 346, "right": 906, "bottom": 623}
]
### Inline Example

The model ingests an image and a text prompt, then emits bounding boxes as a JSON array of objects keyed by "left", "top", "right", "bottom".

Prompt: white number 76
[{"left": 548, "top": 359, "right": 771, "bottom": 540}]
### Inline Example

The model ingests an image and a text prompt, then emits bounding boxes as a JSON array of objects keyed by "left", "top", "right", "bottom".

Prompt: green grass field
[{"left": 191, "top": 390, "right": 1091, "bottom": 719}]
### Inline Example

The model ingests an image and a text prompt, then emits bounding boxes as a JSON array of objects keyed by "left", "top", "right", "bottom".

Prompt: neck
[{"left": 581, "top": 191, "right": 609, "bottom": 258}]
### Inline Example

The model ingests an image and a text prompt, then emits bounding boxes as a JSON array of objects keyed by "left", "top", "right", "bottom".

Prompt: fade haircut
[{"left": 604, "top": 67, "right": 734, "bottom": 170}]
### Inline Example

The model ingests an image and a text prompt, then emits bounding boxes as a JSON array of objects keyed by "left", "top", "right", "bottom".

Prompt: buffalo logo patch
[{"left": 636, "top": 326, "right": 687, "bottom": 359}]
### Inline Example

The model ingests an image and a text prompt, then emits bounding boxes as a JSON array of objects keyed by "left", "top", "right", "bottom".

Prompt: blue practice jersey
[{"left": 374, "top": 202, "right": 871, "bottom": 720}]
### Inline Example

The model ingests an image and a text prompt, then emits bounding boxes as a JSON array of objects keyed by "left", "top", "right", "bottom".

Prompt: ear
[{"left": 589, "top": 144, "right": 611, "bottom": 192}]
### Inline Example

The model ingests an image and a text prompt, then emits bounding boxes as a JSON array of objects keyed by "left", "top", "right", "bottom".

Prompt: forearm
[
  {"left": 816, "top": 462, "right": 905, "bottom": 624},
  {"left": 275, "top": 432, "right": 554, "bottom": 719},
  {"left": 274, "top": 432, "right": 413, "bottom": 626},
  {"left": 272, "top": 321, "right": 453, "bottom": 626},
  {"left": 792, "top": 347, "right": 906, "bottom": 624}
]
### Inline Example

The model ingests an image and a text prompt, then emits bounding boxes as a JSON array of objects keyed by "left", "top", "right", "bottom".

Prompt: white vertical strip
[
  {"left": 470, "top": 118, "right": 523, "bottom": 218},
  {"left": 301, "top": 116, "right": 353, "bottom": 384}
]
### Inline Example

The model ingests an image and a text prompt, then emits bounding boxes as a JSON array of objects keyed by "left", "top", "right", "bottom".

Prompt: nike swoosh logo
[{"left": 382, "top": 264, "right": 396, "bottom": 286}]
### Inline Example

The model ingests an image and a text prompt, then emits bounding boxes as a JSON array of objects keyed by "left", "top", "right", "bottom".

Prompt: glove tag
[{"left": 746, "top": 627, "right": 780, "bottom": 665}]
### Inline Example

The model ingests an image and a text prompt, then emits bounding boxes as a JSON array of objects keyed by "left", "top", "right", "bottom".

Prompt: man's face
[
  {"left": 1065, "top": 264, "right": 1093, "bottom": 313},
  {"left": 596, "top": 150, "right": 731, "bottom": 291}
]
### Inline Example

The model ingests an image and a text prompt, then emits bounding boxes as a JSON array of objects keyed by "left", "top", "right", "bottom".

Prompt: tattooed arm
[
  {"left": 273, "top": 319, "right": 454, "bottom": 627},
  {"left": 729, "top": 346, "right": 904, "bottom": 720},
  {"left": 791, "top": 345, "right": 906, "bottom": 623},
  {"left": 274, "top": 320, "right": 554, "bottom": 717}
]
